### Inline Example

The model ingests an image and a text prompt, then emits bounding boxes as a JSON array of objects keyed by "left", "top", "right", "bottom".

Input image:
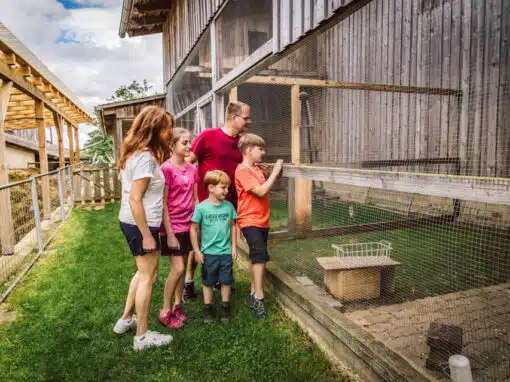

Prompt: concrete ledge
[{"left": 238, "top": 241, "right": 433, "bottom": 382}]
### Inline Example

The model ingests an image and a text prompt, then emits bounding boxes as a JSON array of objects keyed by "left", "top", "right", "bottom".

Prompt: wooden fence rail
[{"left": 72, "top": 164, "right": 121, "bottom": 205}]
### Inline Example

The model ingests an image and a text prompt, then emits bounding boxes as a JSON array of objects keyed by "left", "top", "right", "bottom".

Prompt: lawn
[
  {"left": 269, "top": 222, "right": 510, "bottom": 306},
  {"left": 270, "top": 198, "right": 404, "bottom": 231},
  {"left": 0, "top": 203, "right": 347, "bottom": 382}
]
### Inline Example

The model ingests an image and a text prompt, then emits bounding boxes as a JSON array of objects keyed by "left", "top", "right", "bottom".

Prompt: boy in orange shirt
[{"left": 235, "top": 134, "right": 283, "bottom": 319}]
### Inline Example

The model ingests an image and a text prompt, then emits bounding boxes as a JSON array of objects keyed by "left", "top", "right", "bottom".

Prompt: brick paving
[{"left": 346, "top": 283, "right": 510, "bottom": 381}]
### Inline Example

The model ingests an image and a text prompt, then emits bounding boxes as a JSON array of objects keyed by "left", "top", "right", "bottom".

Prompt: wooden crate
[{"left": 317, "top": 256, "right": 401, "bottom": 302}]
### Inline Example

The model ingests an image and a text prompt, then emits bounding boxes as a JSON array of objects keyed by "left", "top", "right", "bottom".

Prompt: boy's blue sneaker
[
  {"left": 253, "top": 298, "right": 267, "bottom": 320},
  {"left": 248, "top": 293, "right": 255, "bottom": 309}
]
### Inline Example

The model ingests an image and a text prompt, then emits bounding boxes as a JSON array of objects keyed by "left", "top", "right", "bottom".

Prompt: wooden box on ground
[{"left": 317, "top": 256, "right": 401, "bottom": 301}]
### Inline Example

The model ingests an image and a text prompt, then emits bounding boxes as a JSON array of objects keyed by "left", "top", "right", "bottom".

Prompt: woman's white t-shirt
[{"left": 118, "top": 150, "right": 165, "bottom": 228}]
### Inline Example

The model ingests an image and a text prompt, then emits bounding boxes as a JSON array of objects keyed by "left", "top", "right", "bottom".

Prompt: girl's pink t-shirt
[{"left": 160, "top": 161, "right": 199, "bottom": 233}]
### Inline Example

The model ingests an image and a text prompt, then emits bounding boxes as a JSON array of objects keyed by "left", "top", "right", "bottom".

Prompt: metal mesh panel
[
  {"left": 168, "top": 28, "right": 211, "bottom": 114},
  {"left": 231, "top": 2, "right": 510, "bottom": 380},
  {"left": 215, "top": 0, "right": 272, "bottom": 80}
]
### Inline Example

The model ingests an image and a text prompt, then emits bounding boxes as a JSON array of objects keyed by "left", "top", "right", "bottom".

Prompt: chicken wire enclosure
[
  {"left": 215, "top": 0, "right": 272, "bottom": 80},
  {"left": 168, "top": 28, "right": 211, "bottom": 115},
  {"left": 229, "top": 1, "right": 510, "bottom": 380}
]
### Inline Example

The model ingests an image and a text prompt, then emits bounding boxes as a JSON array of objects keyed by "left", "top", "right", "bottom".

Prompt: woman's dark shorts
[
  {"left": 160, "top": 232, "right": 192, "bottom": 256},
  {"left": 119, "top": 221, "right": 161, "bottom": 256},
  {"left": 241, "top": 226, "right": 270, "bottom": 264},
  {"left": 202, "top": 255, "right": 234, "bottom": 286}
]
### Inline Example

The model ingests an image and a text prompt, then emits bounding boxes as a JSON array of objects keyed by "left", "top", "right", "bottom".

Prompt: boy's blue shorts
[{"left": 202, "top": 254, "right": 234, "bottom": 286}]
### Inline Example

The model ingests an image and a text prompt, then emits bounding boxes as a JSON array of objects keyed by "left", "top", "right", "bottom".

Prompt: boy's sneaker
[
  {"left": 203, "top": 304, "right": 215, "bottom": 324},
  {"left": 172, "top": 304, "right": 187, "bottom": 322},
  {"left": 113, "top": 315, "right": 137, "bottom": 334},
  {"left": 253, "top": 298, "right": 267, "bottom": 320},
  {"left": 159, "top": 310, "right": 184, "bottom": 328},
  {"left": 133, "top": 331, "right": 173, "bottom": 351},
  {"left": 220, "top": 302, "right": 231, "bottom": 323},
  {"left": 248, "top": 294, "right": 255, "bottom": 309},
  {"left": 183, "top": 282, "right": 197, "bottom": 301}
]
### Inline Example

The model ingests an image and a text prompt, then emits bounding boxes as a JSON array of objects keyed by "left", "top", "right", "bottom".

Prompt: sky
[{"left": 1, "top": 0, "right": 164, "bottom": 148}]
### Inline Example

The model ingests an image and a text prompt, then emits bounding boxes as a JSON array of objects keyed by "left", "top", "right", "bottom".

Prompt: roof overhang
[
  {"left": 0, "top": 22, "right": 94, "bottom": 130},
  {"left": 119, "top": 0, "right": 171, "bottom": 38}
]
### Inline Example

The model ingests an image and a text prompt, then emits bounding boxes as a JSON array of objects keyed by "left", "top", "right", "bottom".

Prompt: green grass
[
  {"left": 269, "top": 223, "right": 510, "bottom": 305},
  {"left": 270, "top": 198, "right": 403, "bottom": 230},
  {"left": 0, "top": 203, "right": 346, "bottom": 382}
]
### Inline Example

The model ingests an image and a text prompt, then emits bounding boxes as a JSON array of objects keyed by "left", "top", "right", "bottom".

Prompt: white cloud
[{"left": 1, "top": 0, "right": 164, "bottom": 148}]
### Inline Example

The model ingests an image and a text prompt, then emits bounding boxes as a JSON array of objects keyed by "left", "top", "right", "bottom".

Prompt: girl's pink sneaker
[
  {"left": 172, "top": 304, "right": 187, "bottom": 322},
  {"left": 159, "top": 310, "right": 184, "bottom": 328}
]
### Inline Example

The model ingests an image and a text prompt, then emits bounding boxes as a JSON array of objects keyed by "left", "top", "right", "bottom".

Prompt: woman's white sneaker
[
  {"left": 113, "top": 315, "right": 137, "bottom": 334},
  {"left": 133, "top": 331, "right": 173, "bottom": 351}
]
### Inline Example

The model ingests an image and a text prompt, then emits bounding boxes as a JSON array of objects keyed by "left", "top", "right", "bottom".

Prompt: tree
[
  {"left": 83, "top": 127, "right": 114, "bottom": 164},
  {"left": 106, "top": 79, "right": 154, "bottom": 101}
]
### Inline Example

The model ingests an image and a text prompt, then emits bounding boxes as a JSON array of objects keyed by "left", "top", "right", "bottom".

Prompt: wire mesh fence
[
  {"left": 0, "top": 166, "right": 75, "bottom": 302},
  {"left": 223, "top": 1, "right": 509, "bottom": 380}
]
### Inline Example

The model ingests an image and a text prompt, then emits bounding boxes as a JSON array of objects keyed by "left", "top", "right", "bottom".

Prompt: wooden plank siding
[
  {"left": 163, "top": 0, "right": 226, "bottom": 84},
  {"left": 309, "top": 0, "right": 510, "bottom": 176}
]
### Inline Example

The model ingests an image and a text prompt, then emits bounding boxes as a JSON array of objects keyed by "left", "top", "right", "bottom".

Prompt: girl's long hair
[{"left": 118, "top": 106, "right": 174, "bottom": 169}]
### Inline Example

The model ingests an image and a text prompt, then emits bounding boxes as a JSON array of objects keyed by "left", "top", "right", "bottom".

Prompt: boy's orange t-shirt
[{"left": 235, "top": 164, "right": 270, "bottom": 229}]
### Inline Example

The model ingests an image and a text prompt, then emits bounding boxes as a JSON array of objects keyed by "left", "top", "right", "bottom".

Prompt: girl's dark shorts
[
  {"left": 241, "top": 226, "right": 270, "bottom": 264},
  {"left": 119, "top": 221, "right": 161, "bottom": 256},
  {"left": 160, "top": 232, "right": 192, "bottom": 256}
]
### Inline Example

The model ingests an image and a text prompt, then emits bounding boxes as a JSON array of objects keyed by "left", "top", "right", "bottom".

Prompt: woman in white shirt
[{"left": 113, "top": 106, "right": 174, "bottom": 351}]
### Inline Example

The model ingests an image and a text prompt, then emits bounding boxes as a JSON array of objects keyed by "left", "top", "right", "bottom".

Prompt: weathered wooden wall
[
  {"left": 315, "top": 0, "right": 510, "bottom": 177},
  {"left": 162, "top": 0, "right": 226, "bottom": 84}
]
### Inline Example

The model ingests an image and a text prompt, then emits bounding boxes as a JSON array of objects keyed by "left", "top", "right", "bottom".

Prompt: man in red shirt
[
  {"left": 189, "top": 101, "right": 250, "bottom": 208},
  {"left": 183, "top": 101, "right": 251, "bottom": 298}
]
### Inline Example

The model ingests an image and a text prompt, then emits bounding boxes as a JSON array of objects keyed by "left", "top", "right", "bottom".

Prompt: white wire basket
[{"left": 332, "top": 240, "right": 392, "bottom": 259}]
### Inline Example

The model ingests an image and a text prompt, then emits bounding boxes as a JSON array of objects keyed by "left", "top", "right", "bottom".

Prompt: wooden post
[
  {"left": 229, "top": 87, "right": 237, "bottom": 102},
  {"left": 114, "top": 118, "right": 123, "bottom": 163},
  {"left": 0, "top": 80, "right": 14, "bottom": 254},
  {"left": 67, "top": 122, "right": 74, "bottom": 165},
  {"left": 74, "top": 126, "right": 80, "bottom": 162},
  {"left": 288, "top": 84, "right": 312, "bottom": 232},
  {"left": 53, "top": 113, "right": 66, "bottom": 199},
  {"left": 36, "top": 100, "right": 51, "bottom": 219}
]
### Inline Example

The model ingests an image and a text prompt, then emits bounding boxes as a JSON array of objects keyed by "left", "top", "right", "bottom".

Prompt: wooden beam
[
  {"left": 74, "top": 127, "right": 80, "bottom": 162},
  {"left": 128, "top": 25, "right": 163, "bottom": 37},
  {"left": 35, "top": 100, "right": 51, "bottom": 219},
  {"left": 0, "top": 59, "right": 74, "bottom": 124},
  {"left": 229, "top": 87, "right": 237, "bottom": 102},
  {"left": 131, "top": 14, "right": 167, "bottom": 25},
  {"left": 113, "top": 117, "right": 122, "bottom": 163},
  {"left": 282, "top": 165, "right": 510, "bottom": 206},
  {"left": 0, "top": 80, "right": 15, "bottom": 254},
  {"left": 288, "top": 84, "right": 312, "bottom": 232},
  {"left": 245, "top": 76, "right": 463, "bottom": 96},
  {"left": 67, "top": 122, "right": 75, "bottom": 165},
  {"left": 134, "top": 0, "right": 169, "bottom": 12},
  {"left": 53, "top": 112, "right": 66, "bottom": 198}
]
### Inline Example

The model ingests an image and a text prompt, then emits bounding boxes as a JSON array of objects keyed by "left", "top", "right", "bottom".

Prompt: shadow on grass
[{"left": 0, "top": 203, "right": 347, "bottom": 382}]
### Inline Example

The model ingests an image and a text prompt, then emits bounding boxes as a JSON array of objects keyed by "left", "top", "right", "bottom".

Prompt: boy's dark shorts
[
  {"left": 119, "top": 221, "right": 160, "bottom": 256},
  {"left": 160, "top": 232, "right": 192, "bottom": 256},
  {"left": 241, "top": 226, "right": 270, "bottom": 264},
  {"left": 202, "top": 255, "right": 234, "bottom": 286}
]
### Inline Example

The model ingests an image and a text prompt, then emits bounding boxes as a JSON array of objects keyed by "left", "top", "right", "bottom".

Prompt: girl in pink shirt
[{"left": 159, "top": 128, "right": 199, "bottom": 328}]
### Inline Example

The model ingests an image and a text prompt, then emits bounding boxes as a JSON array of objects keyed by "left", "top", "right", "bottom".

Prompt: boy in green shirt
[{"left": 191, "top": 170, "right": 238, "bottom": 323}]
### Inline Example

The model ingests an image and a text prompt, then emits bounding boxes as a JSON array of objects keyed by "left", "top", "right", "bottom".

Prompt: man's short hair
[
  {"left": 238, "top": 133, "right": 265, "bottom": 153},
  {"left": 225, "top": 101, "right": 249, "bottom": 120},
  {"left": 204, "top": 170, "right": 231, "bottom": 189}
]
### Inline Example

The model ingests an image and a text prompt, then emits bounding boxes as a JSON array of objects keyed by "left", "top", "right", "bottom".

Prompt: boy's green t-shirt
[{"left": 191, "top": 200, "right": 237, "bottom": 255}]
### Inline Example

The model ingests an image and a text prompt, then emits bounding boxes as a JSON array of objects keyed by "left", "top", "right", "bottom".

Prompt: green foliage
[
  {"left": 106, "top": 79, "right": 154, "bottom": 102},
  {"left": 0, "top": 203, "right": 348, "bottom": 382},
  {"left": 83, "top": 128, "right": 114, "bottom": 164}
]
